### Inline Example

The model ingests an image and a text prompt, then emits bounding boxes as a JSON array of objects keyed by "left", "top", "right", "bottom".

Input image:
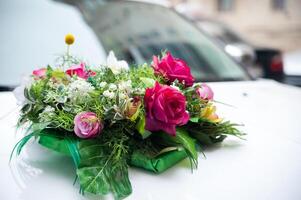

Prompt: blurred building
[{"left": 172, "top": 0, "right": 301, "bottom": 52}]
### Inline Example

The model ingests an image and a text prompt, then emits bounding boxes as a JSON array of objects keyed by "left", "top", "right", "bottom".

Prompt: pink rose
[
  {"left": 74, "top": 112, "right": 103, "bottom": 138},
  {"left": 66, "top": 63, "right": 96, "bottom": 79},
  {"left": 144, "top": 82, "right": 189, "bottom": 136},
  {"left": 152, "top": 52, "right": 194, "bottom": 87},
  {"left": 32, "top": 68, "right": 47, "bottom": 78},
  {"left": 197, "top": 83, "right": 214, "bottom": 101}
]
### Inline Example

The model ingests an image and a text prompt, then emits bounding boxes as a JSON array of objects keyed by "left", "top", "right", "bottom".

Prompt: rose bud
[
  {"left": 74, "top": 112, "right": 103, "bottom": 138},
  {"left": 197, "top": 83, "right": 214, "bottom": 101},
  {"left": 32, "top": 68, "right": 47, "bottom": 79},
  {"left": 125, "top": 96, "right": 141, "bottom": 121}
]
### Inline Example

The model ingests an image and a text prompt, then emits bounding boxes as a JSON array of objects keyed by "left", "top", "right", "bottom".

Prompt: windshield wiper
[{"left": 0, "top": 86, "right": 15, "bottom": 92}]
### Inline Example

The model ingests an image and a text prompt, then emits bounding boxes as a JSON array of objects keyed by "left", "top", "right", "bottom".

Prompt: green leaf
[
  {"left": 136, "top": 116, "right": 145, "bottom": 134},
  {"left": 38, "top": 129, "right": 81, "bottom": 168},
  {"left": 187, "top": 120, "right": 245, "bottom": 145},
  {"left": 190, "top": 130, "right": 214, "bottom": 145},
  {"left": 139, "top": 77, "right": 155, "bottom": 87},
  {"left": 10, "top": 130, "right": 41, "bottom": 162},
  {"left": 65, "top": 137, "right": 80, "bottom": 167},
  {"left": 174, "top": 128, "right": 198, "bottom": 163},
  {"left": 51, "top": 69, "right": 65, "bottom": 79},
  {"left": 156, "top": 128, "right": 198, "bottom": 168},
  {"left": 76, "top": 139, "right": 132, "bottom": 199},
  {"left": 189, "top": 117, "right": 199, "bottom": 123},
  {"left": 135, "top": 116, "right": 152, "bottom": 139}
]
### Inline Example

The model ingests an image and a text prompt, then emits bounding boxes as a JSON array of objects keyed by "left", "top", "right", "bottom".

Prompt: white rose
[{"left": 106, "top": 51, "right": 129, "bottom": 75}]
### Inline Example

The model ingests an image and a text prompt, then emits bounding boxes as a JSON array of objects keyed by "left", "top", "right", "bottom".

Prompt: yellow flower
[
  {"left": 125, "top": 97, "right": 141, "bottom": 121},
  {"left": 201, "top": 105, "right": 222, "bottom": 123},
  {"left": 65, "top": 34, "right": 75, "bottom": 45}
]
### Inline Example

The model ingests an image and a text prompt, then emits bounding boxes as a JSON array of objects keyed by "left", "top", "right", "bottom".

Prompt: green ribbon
[
  {"left": 38, "top": 135, "right": 70, "bottom": 155},
  {"left": 38, "top": 135, "right": 187, "bottom": 173},
  {"left": 130, "top": 149, "right": 187, "bottom": 173}
]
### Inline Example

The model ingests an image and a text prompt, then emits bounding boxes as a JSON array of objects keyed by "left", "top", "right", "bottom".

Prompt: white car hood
[{"left": 1, "top": 79, "right": 301, "bottom": 200}]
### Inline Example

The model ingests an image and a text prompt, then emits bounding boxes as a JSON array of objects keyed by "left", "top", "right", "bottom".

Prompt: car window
[{"left": 81, "top": 1, "right": 249, "bottom": 82}]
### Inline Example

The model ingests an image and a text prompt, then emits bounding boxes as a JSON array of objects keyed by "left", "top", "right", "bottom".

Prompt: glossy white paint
[{"left": 1, "top": 80, "right": 301, "bottom": 200}]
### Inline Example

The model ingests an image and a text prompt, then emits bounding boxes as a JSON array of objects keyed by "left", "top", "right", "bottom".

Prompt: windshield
[
  {"left": 197, "top": 20, "right": 249, "bottom": 46},
  {"left": 0, "top": 1, "right": 249, "bottom": 90},
  {"left": 81, "top": 1, "right": 249, "bottom": 82}
]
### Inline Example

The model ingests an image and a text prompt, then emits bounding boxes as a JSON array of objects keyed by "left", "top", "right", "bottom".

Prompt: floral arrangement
[{"left": 12, "top": 35, "right": 244, "bottom": 199}]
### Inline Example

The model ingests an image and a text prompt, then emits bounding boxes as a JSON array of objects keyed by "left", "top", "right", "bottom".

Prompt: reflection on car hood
[{"left": 209, "top": 79, "right": 301, "bottom": 143}]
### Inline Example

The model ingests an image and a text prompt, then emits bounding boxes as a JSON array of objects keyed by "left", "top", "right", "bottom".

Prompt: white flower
[
  {"left": 103, "top": 90, "right": 115, "bottom": 99},
  {"left": 67, "top": 79, "right": 94, "bottom": 101},
  {"left": 106, "top": 51, "right": 129, "bottom": 75},
  {"left": 109, "top": 83, "right": 117, "bottom": 91},
  {"left": 99, "top": 81, "right": 107, "bottom": 88},
  {"left": 118, "top": 80, "right": 132, "bottom": 91},
  {"left": 44, "top": 105, "right": 55, "bottom": 113},
  {"left": 119, "top": 93, "right": 127, "bottom": 100},
  {"left": 13, "top": 75, "right": 33, "bottom": 106},
  {"left": 39, "top": 106, "right": 56, "bottom": 122}
]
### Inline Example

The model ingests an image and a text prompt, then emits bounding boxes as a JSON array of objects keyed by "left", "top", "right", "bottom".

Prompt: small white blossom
[
  {"left": 109, "top": 83, "right": 117, "bottom": 91},
  {"left": 118, "top": 80, "right": 132, "bottom": 91},
  {"left": 99, "top": 81, "right": 107, "bottom": 88},
  {"left": 67, "top": 79, "right": 94, "bottom": 101},
  {"left": 39, "top": 106, "right": 56, "bottom": 122},
  {"left": 44, "top": 105, "right": 55, "bottom": 113},
  {"left": 106, "top": 51, "right": 129, "bottom": 75},
  {"left": 119, "top": 93, "right": 127, "bottom": 100},
  {"left": 103, "top": 90, "right": 115, "bottom": 99}
]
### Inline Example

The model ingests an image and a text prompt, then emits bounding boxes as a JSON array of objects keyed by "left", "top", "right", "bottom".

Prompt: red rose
[
  {"left": 66, "top": 63, "right": 96, "bottom": 79},
  {"left": 144, "top": 82, "right": 189, "bottom": 136},
  {"left": 152, "top": 52, "right": 194, "bottom": 87}
]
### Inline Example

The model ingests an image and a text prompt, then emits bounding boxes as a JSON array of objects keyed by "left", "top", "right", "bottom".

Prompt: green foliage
[
  {"left": 77, "top": 127, "right": 132, "bottom": 199},
  {"left": 187, "top": 120, "right": 245, "bottom": 145},
  {"left": 10, "top": 132, "right": 36, "bottom": 161},
  {"left": 154, "top": 128, "right": 198, "bottom": 169}
]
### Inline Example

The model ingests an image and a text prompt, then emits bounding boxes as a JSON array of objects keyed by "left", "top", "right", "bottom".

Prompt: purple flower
[{"left": 74, "top": 112, "right": 103, "bottom": 138}]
